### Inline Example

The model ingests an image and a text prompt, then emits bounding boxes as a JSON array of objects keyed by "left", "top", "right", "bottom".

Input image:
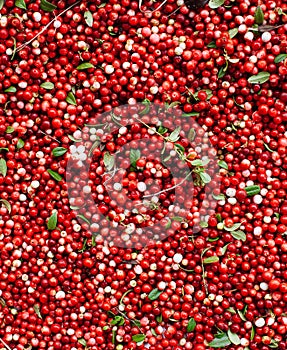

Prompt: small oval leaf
[
  {"left": 76, "top": 62, "right": 94, "bottom": 70},
  {"left": 0, "top": 199, "right": 11, "bottom": 213},
  {"left": 229, "top": 28, "right": 238, "bottom": 39},
  {"left": 6, "top": 126, "right": 14, "bottom": 134},
  {"left": 248, "top": 71, "right": 270, "bottom": 84},
  {"left": 0, "top": 159, "right": 7, "bottom": 177},
  {"left": 40, "top": 82, "right": 55, "bottom": 90},
  {"left": 132, "top": 334, "right": 146, "bottom": 343},
  {"left": 33, "top": 305, "right": 42, "bottom": 319},
  {"left": 47, "top": 211, "right": 57, "bottom": 230},
  {"left": 208, "top": 0, "right": 225, "bottom": 9},
  {"left": 40, "top": 0, "right": 57, "bottom": 12},
  {"left": 148, "top": 288, "right": 162, "bottom": 301},
  {"left": 218, "top": 160, "right": 228, "bottom": 170},
  {"left": 103, "top": 152, "right": 115, "bottom": 171},
  {"left": 208, "top": 333, "right": 231, "bottom": 348},
  {"left": 254, "top": 6, "right": 264, "bottom": 25},
  {"left": 274, "top": 54, "right": 287, "bottom": 64},
  {"left": 52, "top": 147, "right": 67, "bottom": 157},
  {"left": 84, "top": 11, "right": 93, "bottom": 27},
  {"left": 244, "top": 185, "right": 260, "bottom": 196},
  {"left": 223, "top": 222, "right": 242, "bottom": 232},
  {"left": 187, "top": 318, "right": 196, "bottom": 332},
  {"left": 227, "top": 329, "right": 241, "bottom": 345},
  {"left": 47, "top": 169, "right": 62, "bottom": 182},
  {"left": 4, "top": 86, "right": 17, "bottom": 93},
  {"left": 17, "top": 139, "right": 25, "bottom": 149},
  {"left": 203, "top": 256, "right": 219, "bottom": 264},
  {"left": 15, "top": 0, "right": 27, "bottom": 10},
  {"left": 66, "top": 92, "right": 77, "bottom": 105},
  {"left": 231, "top": 230, "right": 246, "bottom": 241},
  {"left": 78, "top": 338, "right": 87, "bottom": 346}
]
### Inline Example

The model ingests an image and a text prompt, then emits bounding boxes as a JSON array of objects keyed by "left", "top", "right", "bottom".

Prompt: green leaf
[
  {"left": 167, "top": 126, "right": 181, "bottom": 142},
  {"left": 15, "top": 0, "right": 26, "bottom": 10},
  {"left": 40, "top": 82, "right": 55, "bottom": 90},
  {"left": 250, "top": 326, "right": 255, "bottom": 340},
  {"left": 165, "top": 219, "right": 171, "bottom": 229},
  {"left": 33, "top": 305, "right": 42, "bottom": 319},
  {"left": 47, "top": 211, "right": 57, "bottom": 230},
  {"left": 111, "top": 315, "right": 125, "bottom": 325},
  {"left": 133, "top": 319, "right": 141, "bottom": 327},
  {"left": 200, "top": 221, "right": 208, "bottom": 228},
  {"left": 199, "top": 171, "right": 211, "bottom": 184},
  {"left": 0, "top": 159, "right": 7, "bottom": 177},
  {"left": 156, "top": 314, "right": 162, "bottom": 323},
  {"left": 254, "top": 6, "right": 264, "bottom": 25},
  {"left": 248, "top": 72, "right": 270, "bottom": 84},
  {"left": 130, "top": 149, "right": 141, "bottom": 167},
  {"left": 68, "top": 134, "right": 82, "bottom": 142},
  {"left": 40, "top": 0, "right": 57, "bottom": 12},
  {"left": 52, "top": 147, "right": 67, "bottom": 157},
  {"left": 4, "top": 86, "right": 17, "bottom": 93},
  {"left": 148, "top": 288, "right": 162, "bottom": 301},
  {"left": 77, "top": 62, "right": 94, "bottom": 70},
  {"left": 187, "top": 318, "right": 196, "bottom": 332},
  {"left": 172, "top": 216, "right": 184, "bottom": 222},
  {"left": 218, "top": 64, "right": 228, "bottom": 79},
  {"left": 139, "top": 98, "right": 151, "bottom": 115},
  {"left": 0, "top": 148, "right": 8, "bottom": 152},
  {"left": 208, "top": 333, "right": 231, "bottom": 348},
  {"left": 132, "top": 334, "right": 146, "bottom": 343},
  {"left": 158, "top": 126, "right": 168, "bottom": 135},
  {"left": 84, "top": 10, "right": 93, "bottom": 27},
  {"left": 274, "top": 53, "right": 287, "bottom": 64},
  {"left": 231, "top": 230, "right": 246, "bottom": 241},
  {"left": 192, "top": 159, "right": 203, "bottom": 167},
  {"left": 6, "top": 126, "right": 14, "bottom": 134},
  {"left": 218, "top": 160, "right": 228, "bottom": 170},
  {"left": 222, "top": 243, "right": 230, "bottom": 255},
  {"left": 78, "top": 338, "right": 87, "bottom": 346},
  {"left": 66, "top": 92, "right": 77, "bottom": 105},
  {"left": 112, "top": 330, "right": 116, "bottom": 344},
  {"left": 227, "top": 307, "right": 236, "bottom": 314},
  {"left": 77, "top": 214, "right": 91, "bottom": 225},
  {"left": 0, "top": 199, "right": 11, "bottom": 213},
  {"left": 181, "top": 112, "right": 200, "bottom": 117},
  {"left": 208, "top": 0, "right": 225, "bottom": 9},
  {"left": 47, "top": 169, "right": 62, "bottom": 181},
  {"left": 224, "top": 222, "right": 242, "bottom": 232},
  {"left": 0, "top": 0, "right": 4, "bottom": 10},
  {"left": 212, "top": 193, "right": 225, "bottom": 201},
  {"left": 17, "top": 139, "right": 25, "bottom": 149},
  {"left": 103, "top": 152, "right": 115, "bottom": 171},
  {"left": 187, "top": 128, "right": 196, "bottom": 141},
  {"left": 229, "top": 28, "right": 238, "bottom": 38},
  {"left": 151, "top": 328, "right": 157, "bottom": 336},
  {"left": 244, "top": 185, "right": 260, "bottom": 196},
  {"left": 207, "top": 41, "right": 217, "bottom": 48},
  {"left": 227, "top": 329, "right": 241, "bottom": 345},
  {"left": 203, "top": 256, "right": 219, "bottom": 264},
  {"left": 174, "top": 143, "right": 185, "bottom": 154},
  {"left": 102, "top": 325, "right": 109, "bottom": 331},
  {"left": 238, "top": 310, "right": 247, "bottom": 321}
]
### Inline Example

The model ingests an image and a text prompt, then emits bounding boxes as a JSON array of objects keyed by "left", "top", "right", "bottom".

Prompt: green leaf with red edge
[{"left": 15, "top": 0, "right": 27, "bottom": 10}]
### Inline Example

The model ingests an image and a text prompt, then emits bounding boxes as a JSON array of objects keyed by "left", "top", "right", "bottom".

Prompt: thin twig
[
  {"left": 16, "top": 1, "right": 81, "bottom": 52},
  {"left": 139, "top": 0, "right": 168, "bottom": 14},
  {"left": 142, "top": 171, "right": 192, "bottom": 198},
  {"left": 0, "top": 338, "right": 12, "bottom": 350},
  {"left": 38, "top": 130, "right": 60, "bottom": 143}
]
